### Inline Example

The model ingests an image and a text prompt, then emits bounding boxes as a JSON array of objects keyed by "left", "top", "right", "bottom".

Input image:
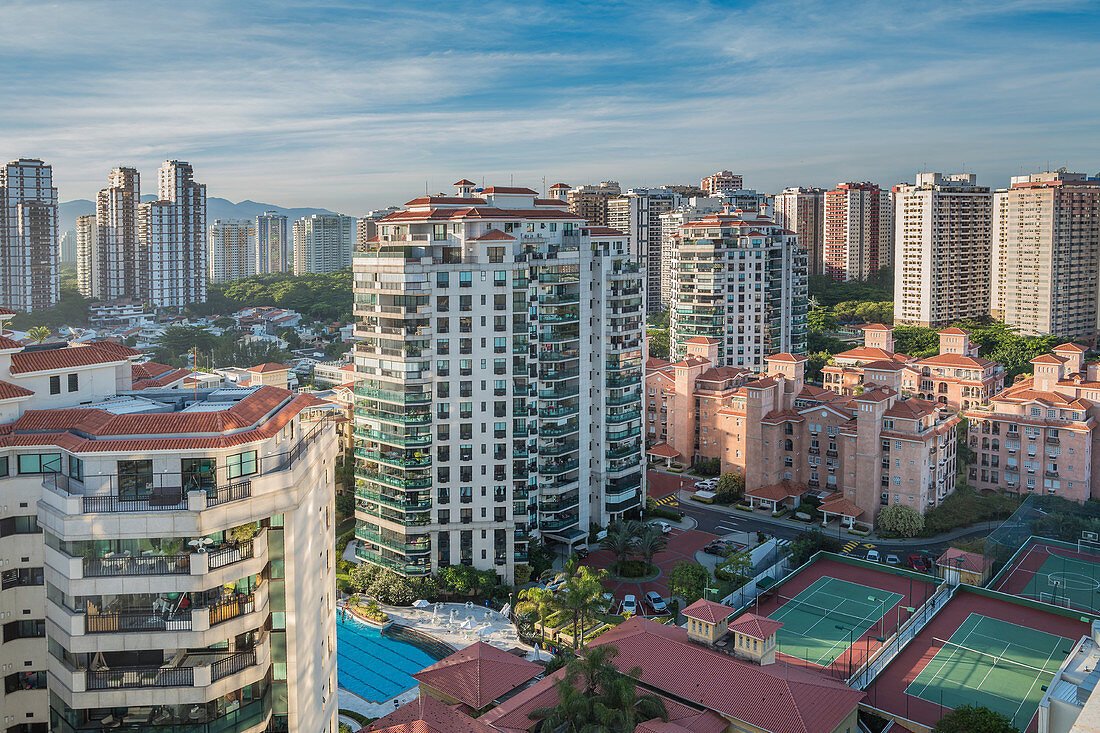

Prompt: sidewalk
[{"left": 678, "top": 488, "right": 993, "bottom": 547}]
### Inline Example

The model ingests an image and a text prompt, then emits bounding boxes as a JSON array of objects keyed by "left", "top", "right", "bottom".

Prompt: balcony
[
  {"left": 356, "top": 470, "right": 431, "bottom": 491},
  {"left": 356, "top": 527, "right": 431, "bottom": 555},
  {"left": 356, "top": 546, "right": 431, "bottom": 576},
  {"left": 539, "top": 458, "right": 580, "bottom": 475},
  {"left": 356, "top": 449, "right": 432, "bottom": 469}
]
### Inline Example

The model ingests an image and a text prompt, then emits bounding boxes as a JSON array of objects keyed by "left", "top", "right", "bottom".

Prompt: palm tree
[
  {"left": 599, "top": 524, "right": 636, "bottom": 574},
  {"left": 553, "top": 565, "right": 607, "bottom": 650},
  {"left": 516, "top": 586, "right": 554, "bottom": 640},
  {"left": 635, "top": 526, "right": 669, "bottom": 572},
  {"left": 26, "top": 326, "right": 50, "bottom": 344}
]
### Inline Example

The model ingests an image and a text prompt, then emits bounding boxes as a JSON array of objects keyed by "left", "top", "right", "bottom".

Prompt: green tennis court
[
  {"left": 1019, "top": 550, "right": 1100, "bottom": 613},
  {"left": 769, "top": 576, "right": 903, "bottom": 667},
  {"left": 905, "top": 613, "right": 1073, "bottom": 729}
]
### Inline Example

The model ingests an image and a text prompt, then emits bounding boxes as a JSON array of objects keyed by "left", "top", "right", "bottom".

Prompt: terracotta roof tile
[
  {"left": 248, "top": 362, "right": 288, "bottom": 373},
  {"left": 682, "top": 599, "right": 735, "bottom": 624},
  {"left": 860, "top": 323, "right": 891, "bottom": 331},
  {"left": 833, "top": 346, "right": 906, "bottom": 363},
  {"left": 1032, "top": 354, "right": 1067, "bottom": 365},
  {"left": 0, "top": 380, "right": 34, "bottom": 400},
  {"left": 468, "top": 229, "right": 516, "bottom": 241},
  {"left": 767, "top": 352, "right": 808, "bottom": 363},
  {"left": 937, "top": 547, "right": 991, "bottom": 574},
  {"left": 819, "top": 496, "right": 864, "bottom": 518},
  {"left": 411, "top": 641, "right": 541, "bottom": 710},
  {"left": 481, "top": 186, "right": 539, "bottom": 195},
  {"left": 883, "top": 399, "right": 936, "bottom": 419},
  {"left": 10, "top": 344, "right": 130, "bottom": 374},
  {"left": 684, "top": 336, "right": 720, "bottom": 345},
  {"left": 131, "top": 362, "right": 175, "bottom": 381},
  {"left": 0, "top": 335, "right": 24, "bottom": 350},
  {"left": 918, "top": 353, "right": 994, "bottom": 368},
  {"left": 646, "top": 442, "right": 680, "bottom": 458},
  {"left": 727, "top": 612, "right": 784, "bottom": 640},
  {"left": 582, "top": 226, "right": 625, "bottom": 235},
  {"left": 1054, "top": 343, "right": 1086, "bottom": 353},
  {"left": 745, "top": 480, "right": 807, "bottom": 502},
  {"left": 366, "top": 693, "right": 494, "bottom": 733},
  {"left": 937, "top": 327, "right": 970, "bottom": 335}
]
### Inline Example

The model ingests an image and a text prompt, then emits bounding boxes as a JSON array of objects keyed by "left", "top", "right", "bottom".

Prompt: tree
[
  {"left": 552, "top": 566, "right": 607, "bottom": 650},
  {"left": 646, "top": 328, "right": 669, "bottom": 360},
  {"left": 635, "top": 525, "right": 669, "bottom": 570},
  {"left": 334, "top": 493, "right": 354, "bottom": 518},
  {"left": 933, "top": 705, "right": 1019, "bottom": 733},
  {"left": 600, "top": 522, "right": 638, "bottom": 574},
  {"left": 715, "top": 472, "right": 745, "bottom": 504},
  {"left": 807, "top": 309, "right": 838, "bottom": 333},
  {"left": 279, "top": 328, "right": 303, "bottom": 350},
  {"left": 877, "top": 504, "right": 924, "bottom": 538},
  {"left": 667, "top": 561, "right": 709, "bottom": 605},
  {"left": 892, "top": 325, "right": 940, "bottom": 359},
  {"left": 516, "top": 586, "right": 555, "bottom": 638},
  {"left": 787, "top": 530, "right": 842, "bottom": 567},
  {"left": 26, "top": 326, "right": 51, "bottom": 344}
]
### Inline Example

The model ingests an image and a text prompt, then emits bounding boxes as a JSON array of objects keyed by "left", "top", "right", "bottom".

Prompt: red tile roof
[
  {"left": 9, "top": 344, "right": 131, "bottom": 374},
  {"left": 0, "top": 307, "right": 16, "bottom": 315},
  {"left": 131, "top": 362, "right": 175, "bottom": 381},
  {"left": 684, "top": 336, "right": 720, "bottom": 345},
  {"left": 697, "top": 366, "right": 750, "bottom": 382},
  {"left": 583, "top": 226, "right": 625, "bottom": 236},
  {"left": 819, "top": 496, "right": 864, "bottom": 519},
  {"left": 1054, "top": 343, "right": 1086, "bottom": 353},
  {"left": 833, "top": 346, "right": 906, "bottom": 363},
  {"left": 861, "top": 323, "right": 891, "bottom": 331},
  {"left": 248, "top": 362, "right": 288, "bottom": 373},
  {"left": 468, "top": 229, "right": 516, "bottom": 241},
  {"left": 1032, "top": 354, "right": 1067, "bottom": 365},
  {"left": 745, "top": 480, "right": 807, "bottom": 502},
  {"left": 478, "top": 668, "right": 566, "bottom": 733},
  {"left": 365, "top": 693, "right": 494, "bottom": 733},
  {"left": 918, "top": 353, "right": 994, "bottom": 368},
  {"left": 937, "top": 327, "right": 970, "bottom": 335},
  {"left": 727, "top": 612, "right": 784, "bottom": 640},
  {"left": 937, "top": 547, "right": 991, "bottom": 574},
  {"left": 589, "top": 619, "right": 863, "bottom": 733},
  {"left": 411, "top": 641, "right": 541, "bottom": 710},
  {"left": 682, "top": 599, "right": 735, "bottom": 625},
  {"left": 132, "top": 368, "right": 193, "bottom": 390},
  {"left": 453, "top": 179, "right": 476, "bottom": 186},
  {"left": 646, "top": 442, "right": 680, "bottom": 458},
  {"left": 0, "top": 380, "right": 34, "bottom": 400},
  {"left": 767, "top": 352, "right": 807, "bottom": 363},
  {"left": 0, "top": 335, "right": 24, "bottom": 350},
  {"left": 404, "top": 196, "right": 488, "bottom": 207},
  {"left": 883, "top": 399, "right": 936, "bottom": 419},
  {"left": 482, "top": 186, "right": 539, "bottom": 195}
]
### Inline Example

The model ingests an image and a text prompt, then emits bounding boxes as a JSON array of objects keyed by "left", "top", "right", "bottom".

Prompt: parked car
[
  {"left": 907, "top": 554, "right": 929, "bottom": 572},
  {"left": 622, "top": 595, "right": 638, "bottom": 615},
  {"left": 866, "top": 549, "right": 881, "bottom": 562},
  {"left": 650, "top": 521, "right": 672, "bottom": 534},
  {"left": 695, "top": 479, "right": 718, "bottom": 490},
  {"left": 703, "top": 540, "right": 733, "bottom": 556},
  {"left": 645, "top": 591, "right": 667, "bottom": 613},
  {"left": 886, "top": 554, "right": 901, "bottom": 565}
]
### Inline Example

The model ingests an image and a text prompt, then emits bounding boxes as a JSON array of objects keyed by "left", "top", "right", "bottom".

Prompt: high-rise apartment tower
[{"left": 0, "top": 159, "right": 59, "bottom": 311}]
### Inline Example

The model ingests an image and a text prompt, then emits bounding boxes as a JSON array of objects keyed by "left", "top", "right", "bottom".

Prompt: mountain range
[{"left": 58, "top": 197, "right": 336, "bottom": 235}]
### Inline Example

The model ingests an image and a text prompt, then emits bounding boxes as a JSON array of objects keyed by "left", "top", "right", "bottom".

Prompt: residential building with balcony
[
  {"left": 822, "top": 324, "right": 1004, "bottom": 411},
  {"left": 352, "top": 181, "right": 645, "bottom": 582},
  {"left": 293, "top": 214, "right": 355, "bottom": 275},
  {"left": 0, "top": 315, "right": 338, "bottom": 733},
  {"left": 965, "top": 343, "right": 1100, "bottom": 503},
  {"left": 823, "top": 182, "right": 891, "bottom": 282},
  {"left": 667, "top": 209, "right": 808, "bottom": 370},
  {"left": 75, "top": 215, "right": 98, "bottom": 299},
  {"left": 608, "top": 188, "right": 682, "bottom": 315},
  {"left": 209, "top": 219, "right": 258, "bottom": 283},
  {"left": 256, "top": 212, "right": 289, "bottom": 275},
  {"left": 93, "top": 168, "right": 142, "bottom": 302},
  {"left": 646, "top": 346, "right": 959, "bottom": 524},
  {"left": 990, "top": 171, "right": 1100, "bottom": 340},
  {"left": 893, "top": 173, "right": 993, "bottom": 328},
  {"left": 774, "top": 186, "right": 825, "bottom": 275},
  {"left": 658, "top": 197, "right": 727, "bottom": 310},
  {"left": 563, "top": 181, "right": 620, "bottom": 228},
  {"left": 700, "top": 171, "right": 744, "bottom": 196},
  {"left": 0, "top": 159, "right": 60, "bottom": 312}
]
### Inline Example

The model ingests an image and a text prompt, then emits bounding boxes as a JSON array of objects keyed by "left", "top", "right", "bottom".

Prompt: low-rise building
[{"left": 965, "top": 343, "right": 1098, "bottom": 502}]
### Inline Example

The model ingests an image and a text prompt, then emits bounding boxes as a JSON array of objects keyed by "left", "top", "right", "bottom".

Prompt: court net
[
  {"left": 775, "top": 594, "right": 882, "bottom": 629},
  {"left": 931, "top": 637, "right": 1053, "bottom": 675}
]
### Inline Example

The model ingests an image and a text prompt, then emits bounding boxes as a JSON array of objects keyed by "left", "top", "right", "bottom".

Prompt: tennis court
[
  {"left": 769, "top": 575, "right": 903, "bottom": 667},
  {"left": 905, "top": 613, "right": 1074, "bottom": 729}
]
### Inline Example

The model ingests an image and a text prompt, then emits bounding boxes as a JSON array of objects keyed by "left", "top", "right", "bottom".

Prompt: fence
[
  {"left": 86, "top": 665, "right": 194, "bottom": 689},
  {"left": 207, "top": 540, "right": 254, "bottom": 570},
  {"left": 85, "top": 610, "right": 193, "bottom": 634},
  {"left": 210, "top": 650, "right": 255, "bottom": 682},
  {"left": 83, "top": 554, "right": 190, "bottom": 577},
  {"left": 720, "top": 553, "right": 795, "bottom": 609}
]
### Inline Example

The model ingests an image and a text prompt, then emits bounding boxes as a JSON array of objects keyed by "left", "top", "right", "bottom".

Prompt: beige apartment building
[
  {"left": 0, "top": 317, "right": 338, "bottom": 733},
  {"left": 562, "top": 181, "right": 620, "bottom": 228},
  {"left": 965, "top": 343, "right": 1100, "bottom": 503},
  {"left": 774, "top": 186, "right": 825, "bottom": 275},
  {"left": 822, "top": 324, "right": 1004, "bottom": 411},
  {"left": 893, "top": 173, "right": 993, "bottom": 328},
  {"left": 990, "top": 171, "right": 1100, "bottom": 340},
  {"left": 823, "top": 182, "right": 891, "bottom": 282},
  {"left": 647, "top": 341, "right": 959, "bottom": 523}
]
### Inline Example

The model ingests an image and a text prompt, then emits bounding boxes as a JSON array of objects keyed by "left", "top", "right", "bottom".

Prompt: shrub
[
  {"left": 877, "top": 504, "right": 924, "bottom": 538},
  {"left": 616, "top": 560, "right": 652, "bottom": 578},
  {"left": 920, "top": 488, "right": 1021, "bottom": 537},
  {"left": 692, "top": 457, "right": 721, "bottom": 476},
  {"left": 715, "top": 472, "right": 745, "bottom": 504},
  {"left": 513, "top": 564, "right": 534, "bottom": 586},
  {"left": 787, "top": 530, "right": 841, "bottom": 567}
]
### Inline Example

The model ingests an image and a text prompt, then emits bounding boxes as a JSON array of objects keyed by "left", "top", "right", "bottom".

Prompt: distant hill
[{"left": 59, "top": 197, "right": 337, "bottom": 235}]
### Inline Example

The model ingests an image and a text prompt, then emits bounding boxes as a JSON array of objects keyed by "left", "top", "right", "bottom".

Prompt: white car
[
  {"left": 622, "top": 595, "right": 638, "bottom": 615},
  {"left": 645, "top": 591, "right": 667, "bottom": 613},
  {"left": 866, "top": 550, "right": 881, "bottom": 562},
  {"left": 650, "top": 521, "right": 672, "bottom": 534},
  {"left": 695, "top": 479, "right": 718, "bottom": 489},
  {"left": 886, "top": 554, "right": 901, "bottom": 565}
]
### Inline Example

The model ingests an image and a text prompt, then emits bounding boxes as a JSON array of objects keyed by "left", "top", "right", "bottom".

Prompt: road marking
[
  {"left": 652, "top": 494, "right": 678, "bottom": 507},
  {"left": 842, "top": 541, "right": 859, "bottom": 554}
]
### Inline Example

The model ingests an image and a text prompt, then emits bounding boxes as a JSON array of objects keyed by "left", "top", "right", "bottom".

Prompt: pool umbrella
[
  {"left": 413, "top": 599, "right": 430, "bottom": 608},
  {"left": 461, "top": 617, "right": 475, "bottom": 629}
]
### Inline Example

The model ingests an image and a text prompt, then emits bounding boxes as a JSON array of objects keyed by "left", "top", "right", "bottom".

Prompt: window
[
  {"left": 494, "top": 271, "right": 507, "bottom": 286},
  {"left": 0, "top": 515, "right": 39, "bottom": 537},
  {"left": 433, "top": 223, "right": 447, "bottom": 240},
  {"left": 18, "top": 453, "right": 61, "bottom": 475},
  {"left": 460, "top": 272, "right": 472, "bottom": 287},
  {"left": 49, "top": 375, "right": 61, "bottom": 395},
  {"left": 227, "top": 450, "right": 258, "bottom": 479},
  {"left": 67, "top": 373, "right": 79, "bottom": 392},
  {"left": 68, "top": 455, "right": 83, "bottom": 482},
  {"left": 437, "top": 272, "right": 449, "bottom": 288},
  {"left": 0, "top": 456, "right": 6, "bottom": 477},
  {"left": 118, "top": 459, "right": 154, "bottom": 498},
  {"left": 437, "top": 360, "right": 450, "bottom": 376},
  {"left": 181, "top": 457, "right": 216, "bottom": 491},
  {"left": 2, "top": 619, "right": 44, "bottom": 642},
  {"left": 0, "top": 566, "right": 42, "bottom": 590}
]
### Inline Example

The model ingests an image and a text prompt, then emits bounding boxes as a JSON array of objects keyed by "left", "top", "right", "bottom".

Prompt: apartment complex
[
  {"left": 647, "top": 344, "right": 960, "bottom": 524},
  {"left": 563, "top": 181, "right": 621, "bottom": 227},
  {"left": 667, "top": 209, "right": 808, "bottom": 370},
  {"left": 92, "top": 168, "right": 142, "bottom": 301},
  {"left": 292, "top": 214, "right": 355, "bottom": 275},
  {"left": 963, "top": 343, "right": 1100, "bottom": 503},
  {"left": 608, "top": 188, "right": 682, "bottom": 315},
  {"left": 0, "top": 159, "right": 60, "bottom": 312},
  {"left": 893, "top": 173, "right": 992, "bottom": 328},
  {"left": 75, "top": 215, "right": 97, "bottom": 299},
  {"left": 0, "top": 320, "right": 338, "bottom": 732},
  {"left": 351, "top": 181, "right": 644, "bottom": 582},
  {"left": 149, "top": 160, "right": 208, "bottom": 306},
  {"left": 209, "top": 219, "right": 258, "bottom": 283},
  {"left": 774, "top": 186, "right": 825, "bottom": 275},
  {"left": 823, "top": 182, "right": 892, "bottom": 282},
  {"left": 658, "top": 197, "right": 727, "bottom": 310},
  {"left": 700, "top": 170, "right": 744, "bottom": 196},
  {"left": 822, "top": 324, "right": 1004, "bottom": 411},
  {"left": 990, "top": 171, "right": 1100, "bottom": 340},
  {"left": 256, "top": 212, "right": 289, "bottom": 275},
  {"left": 355, "top": 209, "right": 401, "bottom": 253}
]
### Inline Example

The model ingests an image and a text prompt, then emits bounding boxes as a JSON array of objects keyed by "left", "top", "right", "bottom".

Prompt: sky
[{"left": 2, "top": 0, "right": 1099, "bottom": 213}]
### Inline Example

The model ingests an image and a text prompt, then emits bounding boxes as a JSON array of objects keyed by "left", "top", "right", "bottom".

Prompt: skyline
[{"left": 2, "top": 0, "right": 1100, "bottom": 213}]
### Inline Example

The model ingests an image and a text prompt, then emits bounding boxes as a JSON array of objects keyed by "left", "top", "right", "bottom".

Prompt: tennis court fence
[{"left": 721, "top": 552, "right": 794, "bottom": 609}]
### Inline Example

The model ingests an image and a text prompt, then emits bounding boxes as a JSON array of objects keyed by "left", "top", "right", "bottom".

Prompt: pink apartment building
[
  {"left": 822, "top": 324, "right": 1004, "bottom": 411},
  {"left": 965, "top": 343, "right": 1098, "bottom": 502},
  {"left": 646, "top": 339, "right": 960, "bottom": 523}
]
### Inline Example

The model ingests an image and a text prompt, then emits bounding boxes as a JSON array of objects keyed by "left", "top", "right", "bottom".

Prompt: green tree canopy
[
  {"left": 667, "top": 561, "right": 709, "bottom": 605},
  {"left": 715, "top": 472, "right": 745, "bottom": 504},
  {"left": 933, "top": 705, "right": 1019, "bottom": 733},
  {"left": 877, "top": 504, "right": 925, "bottom": 537}
]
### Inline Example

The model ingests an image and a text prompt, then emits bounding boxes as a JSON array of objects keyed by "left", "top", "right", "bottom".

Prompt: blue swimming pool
[{"left": 336, "top": 615, "right": 440, "bottom": 702}]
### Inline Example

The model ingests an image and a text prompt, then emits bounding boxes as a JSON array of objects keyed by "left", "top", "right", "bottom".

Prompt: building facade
[
  {"left": 658, "top": 198, "right": 727, "bottom": 311},
  {"left": 564, "top": 181, "right": 621, "bottom": 228},
  {"left": 0, "top": 159, "right": 60, "bottom": 312},
  {"left": 667, "top": 210, "right": 808, "bottom": 370},
  {"left": 893, "top": 173, "right": 992, "bottom": 328},
  {"left": 209, "top": 219, "right": 258, "bottom": 283},
  {"left": 823, "top": 182, "right": 892, "bottom": 282},
  {"left": 155, "top": 160, "right": 207, "bottom": 305},
  {"left": 608, "top": 189, "right": 682, "bottom": 315},
  {"left": 0, "top": 320, "right": 338, "bottom": 733},
  {"left": 774, "top": 186, "right": 825, "bottom": 275},
  {"left": 292, "top": 214, "right": 355, "bottom": 275},
  {"left": 990, "top": 171, "right": 1100, "bottom": 340},
  {"left": 256, "top": 212, "right": 289, "bottom": 275},
  {"left": 94, "top": 168, "right": 142, "bottom": 302},
  {"left": 75, "top": 215, "right": 98, "bottom": 299},
  {"left": 352, "top": 182, "right": 644, "bottom": 582},
  {"left": 647, "top": 346, "right": 959, "bottom": 524},
  {"left": 700, "top": 171, "right": 744, "bottom": 196}
]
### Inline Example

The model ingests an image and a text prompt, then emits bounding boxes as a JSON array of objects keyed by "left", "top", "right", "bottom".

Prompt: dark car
[
  {"left": 704, "top": 541, "right": 733, "bottom": 556},
  {"left": 907, "top": 554, "right": 929, "bottom": 572}
]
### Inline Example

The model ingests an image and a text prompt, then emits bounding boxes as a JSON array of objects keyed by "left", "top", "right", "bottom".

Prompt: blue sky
[{"left": 2, "top": 0, "right": 1098, "bottom": 213}]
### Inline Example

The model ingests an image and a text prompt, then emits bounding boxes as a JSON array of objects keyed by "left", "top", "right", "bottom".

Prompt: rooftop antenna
[
  {"left": 510, "top": 173, "right": 514, "bottom": 186},
  {"left": 425, "top": 180, "right": 428, "bottom": 195}
]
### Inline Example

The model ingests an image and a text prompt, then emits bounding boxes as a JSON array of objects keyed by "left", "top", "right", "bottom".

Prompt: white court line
[{"left": 1011, "top": 636, "right": 1063, "bottom": 728}]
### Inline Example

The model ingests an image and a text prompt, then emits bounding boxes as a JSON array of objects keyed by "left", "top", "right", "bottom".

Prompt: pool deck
[{"left": 337, "top": 601, "right": 538, "bottom": 721}]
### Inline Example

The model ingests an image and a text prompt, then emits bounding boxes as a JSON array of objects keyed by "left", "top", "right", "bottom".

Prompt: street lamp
[
  {"left": 868, "top": 595, "right": 887, "bottom": 638},
  {"left": 835, "top": 624, "right": 854, "bottom": 680}
]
